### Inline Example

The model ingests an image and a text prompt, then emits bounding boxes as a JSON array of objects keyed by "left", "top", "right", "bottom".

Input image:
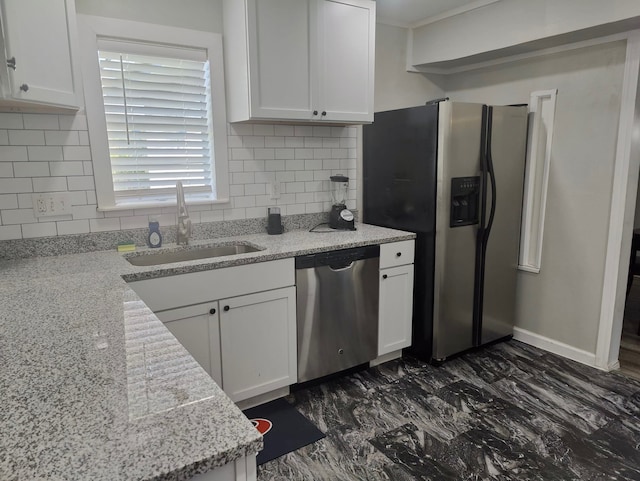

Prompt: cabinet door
[
  {"left": 316, "top": 0, "right": 374, "bottom": 123},
  {"left": 220, "top": 286, "right": 297, "bottom": 402},
  {"left": 0, "top": 0, "right": 79, "bottom": 108},
  {"left": 378, "top": 264, "right": 414, "bottom": 356},
  {"left": 246, "top": 0, "right": 314, "bottom": 120},
  {"left": 156, "top": 302, "right": 223, "bottom": 387}
]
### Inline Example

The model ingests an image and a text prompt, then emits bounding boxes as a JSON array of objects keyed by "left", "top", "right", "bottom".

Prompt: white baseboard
[
  {"left": 608, "top": 360, "right": 621, "bottom": 371},
  {"left": 512, "top": 327, "right": 602, "bottom": 369}
]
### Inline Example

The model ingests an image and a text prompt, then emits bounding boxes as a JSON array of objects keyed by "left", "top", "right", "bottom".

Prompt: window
[{"left": 78, "top": 16, "right": 229, "bottom": 210}]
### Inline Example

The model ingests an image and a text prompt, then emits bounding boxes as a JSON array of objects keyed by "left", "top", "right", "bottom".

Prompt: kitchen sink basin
[{"left": 125, "top": 243, "right": 263, "bottom": 266}]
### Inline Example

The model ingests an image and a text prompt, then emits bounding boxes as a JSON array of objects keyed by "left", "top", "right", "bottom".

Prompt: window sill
[{"left": 97, "top": 197, "right": 230, "bottom": 212}]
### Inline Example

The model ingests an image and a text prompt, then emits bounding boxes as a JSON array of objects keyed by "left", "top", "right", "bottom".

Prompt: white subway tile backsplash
[
  {"left": 274, "top": 125, "right": 294, "bottom": 136},
  {"left": 275, "top": 148, "right": 295, "bottom": 160},
  {"left": 304, "top": 137, "right": 323, "bottom": 148},
  {"left": 63, "top": 146, "right": 91, "bottom": 161},
  {"left": 231, "top": 148, "right": 254, "bottom": 160},
  {"left": 0, "top": 118, "right": 359, "bottom": 240},
  {"left": 305, "top": 159, "right": 323, "bottom": 170},
  {"left": 57, "top": 219, "right": 90, "bottom": 235},
  {"left": 9, "top": 130, "right": 45, "bottom": 146},
  {"left": 229, "top": 124, "right": 254, "bottom": 136},
  {"left": 0, "top": 113, "right": 23, "bottom": 129},
  {"left": 295, "top": 192, "right": 314, "bottom": 203},
  {"left": 245, "top": 183, "right": 266, "bottom": 196},
  {"left": 265, "top": 160, "right": 285, "bottom": 171},
  {"left": 2, "top": 208, "right": 37, "bottom": 225},
  {"left": 254, "top": 148, "right": 275, "bottom": 160},
  {"left": 253, "top": 125, "right": 274, "bottom": 136},
  {"left": 90, "top": 217, "right": 120, "bottom": 232},
  {"left": 294, "top": 126, "right": 313, "bottom": 137},
  {"left": 0, "top": 162, "right": 14, "bottom": 177},
  {"left": 276, "top": 171, "right": 295, "bottom": 182},
  {"left": 14, "top": 162, "right": 49, "bottom": 178},
  {"left": 242, "top": 136, "right": 265, "bottom": 148},
  {"left": 28, "top": 146, "right": 64, "bottom": 161},
  {"left": 200, "top": 210, "right": 224, "bottom": 223},
  {"left": 223, "top": 208, "right": 246, "bottom": 220},
  {"left": 295, "top": 171, "right": 314, "bottom": 182},
  {"left": 0, "top": 224, "right": 21, "bottom": 240},
  {"left": 0, "top": 194, "right": 18, "bottom": 210},
  {"left": 284, "top": 137, "right": 304, "bottom": 148},
  {"left": 0, "top": 146, "right": 28, "bottom": 162},
  {"left": 67, "top": 176, "right": 95, "bottom": 191},
  {"left": 45, "top": 130, "right": 80, "bottom": 146},
  {"left": 234, "top": 196, "right": 256, "bottom": 208},
  {"left": 340, "top": 137, "right": 358, "bottom": 148},
  {"left": 243, "top": 160, "right": 265, "bottom": 172},
  {"left": 265, "top": 137, "right": 285, "bottom": 148},
  {"left": 22, "top": 222, "right": 57, "bottom": 238},
  {"left": 229, "top": 184, "right": 245, "bottom": 197},
  {"left": 58, "top": 114, "right": 88, "bottom": 131},
  {"left": 71, "top": 205, "right": 101, "bottom": 219},
  {"left": 0, "top": 178, "right": 32, "bottom": 193},
  {"left": 23, "top": 114, "right": 59, "bottom": 130},
  {"left": 33, "top": 177, "right": 67, "bottom": 192}
]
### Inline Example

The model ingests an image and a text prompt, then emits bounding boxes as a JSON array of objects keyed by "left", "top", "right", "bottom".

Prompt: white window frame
[{"left": 77, "top": 15, "right": 229, "bottom": 211}]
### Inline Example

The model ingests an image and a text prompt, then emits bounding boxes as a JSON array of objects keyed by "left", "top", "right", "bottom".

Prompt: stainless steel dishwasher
[{"left": 295, "top": 245, "right": 380, "bottom": 383}]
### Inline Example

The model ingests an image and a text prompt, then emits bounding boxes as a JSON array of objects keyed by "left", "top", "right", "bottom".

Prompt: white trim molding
[
  {"left": 518, "top": 89, "right": 557, "bottom": 273},
  {"left": 513, "top": 328, "right": 599, "bottom": 369},
  {"left": 595, "top": 30, "right": 640, "bottom": 370}
]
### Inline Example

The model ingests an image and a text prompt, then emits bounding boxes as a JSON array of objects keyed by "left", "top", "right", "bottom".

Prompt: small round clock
[{"left": 148, "top": 221, "right": 162, "bottom": 248}]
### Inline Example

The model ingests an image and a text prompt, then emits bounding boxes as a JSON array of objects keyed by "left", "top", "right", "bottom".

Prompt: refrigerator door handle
[{"left": 484, "top": 107, "right": 497, "bottom": 242}]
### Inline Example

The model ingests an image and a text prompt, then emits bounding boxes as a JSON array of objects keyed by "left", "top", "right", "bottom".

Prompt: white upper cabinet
[
  {"left": 0, "top": 0, "right": 81, "bottom": 110},
  {"left": 223, "top": 0, "right": 375, "bottom": 124}
]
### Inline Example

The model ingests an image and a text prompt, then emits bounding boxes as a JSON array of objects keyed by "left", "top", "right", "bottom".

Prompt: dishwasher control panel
[{"left": 295, "top": 245, "right": 380, "bottom": 270}]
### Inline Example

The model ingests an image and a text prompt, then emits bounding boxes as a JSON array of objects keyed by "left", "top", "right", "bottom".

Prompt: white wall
[
  {"left": 445, "top": 40, "right": 627, "bottom": 354},
  {"left": 75, "top": 0, "right": 223, "bottom": 33},
  {"left": 411, "top": 0, "right": 640, "bottom": 67},
  {"left": 374, "top": 23, "right": 445, "bottom": 112}
]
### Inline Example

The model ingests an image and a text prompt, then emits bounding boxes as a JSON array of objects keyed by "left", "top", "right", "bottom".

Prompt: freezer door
[
  {"left": 480, "top": 106, "right": 528, "bottom": 345},
  {"left": 432, "top": 102, "right": 484, "bottom": 360}
]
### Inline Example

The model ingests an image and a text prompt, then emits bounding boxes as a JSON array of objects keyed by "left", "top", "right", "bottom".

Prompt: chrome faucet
[{"left": 176, "top": 181, "right": 192, "bottom": 245}]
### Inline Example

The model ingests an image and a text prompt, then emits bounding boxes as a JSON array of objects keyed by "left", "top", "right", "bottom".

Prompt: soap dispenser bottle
[{"left": 148, "top": 220, "right": 162, "bottom": 248}]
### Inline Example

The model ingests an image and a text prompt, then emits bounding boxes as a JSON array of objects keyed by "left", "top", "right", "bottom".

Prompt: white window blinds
[{"left": 98, "top": 49, "right": 216, "bottom": 202}]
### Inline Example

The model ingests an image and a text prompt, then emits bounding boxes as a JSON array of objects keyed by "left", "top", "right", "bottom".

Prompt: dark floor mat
[{"left": 243, "top": 398, "right": 325, "bottom": 465}]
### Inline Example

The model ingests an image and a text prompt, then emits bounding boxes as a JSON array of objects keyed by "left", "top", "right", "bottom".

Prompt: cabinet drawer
[
  {"left": 128, "top": 258, "right": 294, "bottom": 312},
  {"left": 380, "top": 240, "right": 415, "bottom": 269}
]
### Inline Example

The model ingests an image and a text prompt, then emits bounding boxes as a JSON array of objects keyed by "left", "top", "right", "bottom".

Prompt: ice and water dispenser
[{"left": 450, "top": 176, "right": 480, "bottom": 227}]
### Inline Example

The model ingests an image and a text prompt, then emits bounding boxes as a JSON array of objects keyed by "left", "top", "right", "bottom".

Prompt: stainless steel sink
[{"left": 126, "top": 243, "right": 263, "bottom": 266}]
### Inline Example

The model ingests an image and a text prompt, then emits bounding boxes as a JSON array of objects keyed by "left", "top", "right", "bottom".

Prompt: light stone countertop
[{"left": 0, "top": 223, "right": 415, "bottom": 481}]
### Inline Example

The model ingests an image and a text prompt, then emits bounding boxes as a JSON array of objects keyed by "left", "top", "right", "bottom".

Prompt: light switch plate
[{"left": 32, "top": 193, "right": 72, "bottom": 217}]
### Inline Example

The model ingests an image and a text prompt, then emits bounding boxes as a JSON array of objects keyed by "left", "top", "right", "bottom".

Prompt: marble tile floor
[
  {"left": 257, "top": 340, "right": 640, "bottom": 481},
  {"left": 621, "top": 278, "right": 640, "bottom": 381}
]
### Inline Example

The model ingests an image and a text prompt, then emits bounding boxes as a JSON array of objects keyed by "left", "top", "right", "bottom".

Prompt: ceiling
[{"left": 375, "top": 0, "right": 498, "bottom": 28}]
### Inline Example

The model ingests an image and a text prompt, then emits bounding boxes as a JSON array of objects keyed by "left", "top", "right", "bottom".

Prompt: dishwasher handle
[{"left": 295, "top": 245, "right": 380, "bottom": 269}]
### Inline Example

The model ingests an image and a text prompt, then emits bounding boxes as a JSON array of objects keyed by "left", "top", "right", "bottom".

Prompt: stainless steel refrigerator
[{"left": 363, "top": 100, "right": 528, "bottom": 362}]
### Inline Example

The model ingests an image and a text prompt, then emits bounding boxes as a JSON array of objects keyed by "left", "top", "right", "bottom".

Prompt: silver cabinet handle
[
  {"left": 6, "top": 57, "right": 16, "bottom": 70},
  {"left": 19, "top": 84, "right": 29, "bottom": 92}
]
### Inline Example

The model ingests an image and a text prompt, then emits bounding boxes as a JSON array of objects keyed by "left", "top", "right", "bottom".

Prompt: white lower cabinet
[
  {"left": 155, "top": 302, "right": 222, "bottom": 387},
  {"left": 378, "top": 264, "right": 414, "bottom": 356},
  {"left": 220, "top": 286, "right": 297, "bottom": 402},
  {"left": 128, "top": 259, "right": 297, "bottom": 404},
  {"left": 377, "top": 240, "right": 416, "bottom": 357}
]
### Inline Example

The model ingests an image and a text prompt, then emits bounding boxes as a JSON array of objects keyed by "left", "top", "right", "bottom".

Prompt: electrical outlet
[
  {"left": 32, "top": 193, "right": 72, "bottom": 218},
  {"left": 269, "top": 181, "right": 281, "bottom": 200}
]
